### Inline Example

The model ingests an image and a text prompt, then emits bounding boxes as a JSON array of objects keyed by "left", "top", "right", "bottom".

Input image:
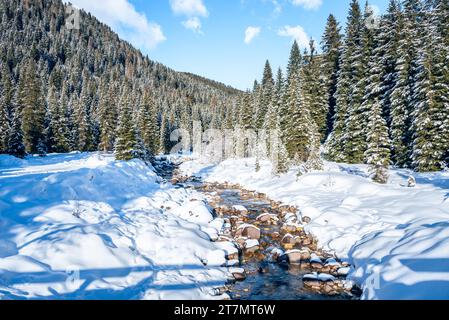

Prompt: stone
[
  {"left": 302, "top": 238, "right": 312, "bottom": 246},
  {"left": 233, "top": 272, "right": 247, "bottom": 281},
  {"left": 281, "top": 223, "right": 298, "bottom": 233},
  {"left": 302, "top": 216, "right": 312, "bottom": 224},
  {"left": 281, "top": 234, "right": 294, "bottom": 244},
  {"left": 237, "top": 224, "right": 261, "bottom": 240},
  {"left": 279, "top": 249, "right": 310, "bottom": 264},
  {"left": 407, "top": 176, "right": 416, "bottom": 188},
  {"left": 233, "top": 205, "right": 248, "bottom": 214},
  {"left": 256, "top": 213, "right": 278, "bottom": 224},
  {"left": 226, "top": 252, "right": 239, "bottom": 261},
  {"left": 244, "top": 239, "right": 260, "bottom": 253}
]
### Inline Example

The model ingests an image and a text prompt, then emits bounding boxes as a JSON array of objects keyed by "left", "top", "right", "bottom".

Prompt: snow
[
  {"left": 232, "top": 205, "right": 248, "bottom": 213},
  {"left": 0, "top": 153, "right": 230, "bottom": 300},
  {"left": 180, "top": 157, "right": 449, "bottom": 300}
]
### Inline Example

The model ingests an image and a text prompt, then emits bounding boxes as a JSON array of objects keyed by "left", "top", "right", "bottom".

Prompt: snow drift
[{"left": 0, "top": 153, "right": 229, "bottom": 300}]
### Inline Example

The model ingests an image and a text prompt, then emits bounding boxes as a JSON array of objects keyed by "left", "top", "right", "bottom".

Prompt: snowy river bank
[
  {"left": 2, "top": 153, "right": 449, "bottom": 300},
  {"left": 179, "top": 157, "right": 449, "bottom": 300}
]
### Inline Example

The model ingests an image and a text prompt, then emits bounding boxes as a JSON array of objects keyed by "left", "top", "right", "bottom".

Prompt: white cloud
[
  {"left": 277, "top": 25, "right": 309, "bottom": 48},
  {"left": 182, "top": 17, "right": 203, "bottom": 34},
  {"left": 170, "top": 0, "right": 208, "bottom": 17},
  {"left": 290, "top": 0, "right": 323, "bottom": 10},
  {"left": 66, "top": 0, "right": 166, "bottom": 50},
  {"left": 170, "top": 0, "right": 208, "bottom": 33},
  {"left": 244, "top": 26, "right": 261, "bottom": 44}
]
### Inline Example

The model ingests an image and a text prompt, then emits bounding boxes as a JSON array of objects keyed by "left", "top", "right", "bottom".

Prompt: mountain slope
[{"left": 0, "top": 0, "right": 239, "bottom": 156}]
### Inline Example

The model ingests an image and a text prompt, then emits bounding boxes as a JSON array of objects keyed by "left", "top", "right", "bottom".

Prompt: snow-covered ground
[
  {"left": 0, "top": 153, "right": 231, "bottom": 300},
  {"left": 180, "top": 157, "right": 449, "bottom": 300}
]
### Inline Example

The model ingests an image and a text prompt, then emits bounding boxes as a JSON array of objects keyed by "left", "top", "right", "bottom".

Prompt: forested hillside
[
  {"left": 0, "top": 0, "right": 239, "bottom": 161},
  {"left": 0, "top": 0, "right": 447, "bottom": 178},
  {"left": 235, "top": 0, "right": 448, "bottom": 179}
]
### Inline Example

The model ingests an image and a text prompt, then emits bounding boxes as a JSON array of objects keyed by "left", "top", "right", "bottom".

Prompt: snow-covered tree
[
  {"left": 19, "top": 59, "right": 46, "bottom": 155},
  {"left": 321, "top": 14, "right": 342, "bottom": 139},
  {"left": 365, "top": 98, "right": 391, "bottom": 183}
]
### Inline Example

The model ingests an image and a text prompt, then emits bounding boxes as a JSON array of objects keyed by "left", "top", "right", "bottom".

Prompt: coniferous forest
[{"left": 0, "top": 0, "right": 448, "bottom": 181}]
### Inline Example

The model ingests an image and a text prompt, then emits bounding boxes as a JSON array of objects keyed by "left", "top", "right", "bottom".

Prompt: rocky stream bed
[{"left": 155, "top": 157, "right": 361, "bottom": 300}]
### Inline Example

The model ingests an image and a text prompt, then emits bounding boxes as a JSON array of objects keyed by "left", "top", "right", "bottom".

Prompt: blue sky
[{"left": 68, "top": 0, "right": 389, "bottom": 90}]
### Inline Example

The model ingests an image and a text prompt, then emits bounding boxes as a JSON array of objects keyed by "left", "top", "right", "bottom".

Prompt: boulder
[
  {"left": 237, "top": 224, "right": 261, "bottom": 240},
  {"left": 256, "top": 213, "right": 278, "bottom": 224},
  {"left": 232, "top": 271, "right": 247, "bottom": 281},
  {"left": 279, "top": 249, "right": 310, "bottom": 264},
  {"left": 281, "top": 234, "right": 294, "bottom": 244},
  {"left": 302, "top": 216, "right": 312, "bottom": 224}
]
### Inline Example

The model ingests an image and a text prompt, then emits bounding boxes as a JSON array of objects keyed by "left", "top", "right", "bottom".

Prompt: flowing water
[{"left": 155, "top": 157, "right": 359, "bottom": 301}]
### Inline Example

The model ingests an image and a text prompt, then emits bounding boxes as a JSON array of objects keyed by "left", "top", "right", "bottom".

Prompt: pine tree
[
  {"left": 285, "top": 73, "right": 313, "bottom": 163},
  {"left": 159, "top": 111, "right": 170, "bottom": 155},
  {"left": 256, "top": 60, "right": 274, "bottom": 129},
  {"left": 389, "top": 0, "right": 421, "bottom": 167},
  {"left": 7, "top": 108, "right": 25, "bottom": 158},
  {"left": 19, "top": 59, "right": 46, "bottom": 155},
  {"left": 75, "top": 80, "right": 93, "bottom": 152},
  {"left": 45, "top": 84, "right": 58, "bottom": 153},
  {"left": 301, "top": 121, "right": 324, "bottom": 175},
  {"left": 365, "top": 98, "right": 391, "bottom": 183},
  {"left": 265, "top": 68, "right": 284, "bottom": 132},
  {"left": 138, "top": 90, "right": 159, "bottom": 156},
  {"left": 0, "top": 93, "right": 9, "bottom": 153},
  {"left": 327, "top": 0, "right": 363, "bottom": 162},
  {"left": 0, "top": 64, "right": 12, "bottom": 153},
  {"left": 240, "top": 92, "right": 253, "bottom": 130},
  {"left": 342, "top": 2, "right": 373, "bottom": 164},
  {"left": 379, "top": 0, "right": 401, "bottom": 124},
  {"left": 304, "top": 39, "right": 328, "bottom": 141},
  {"left": 115, "top": 89, "right": 140, "bottom": 161},
  {"left": 411, "top": 2, "right": 447, "bottom": 172},
  {"left": 53, "top": 82, "right": 72, "bottom": 152},
  {"left": 99, "top": 83, "right": 118, "bottom": 152},
  {"left": 0, "top": 79, "right": 10, "bottom": 153},
  {"left": 286, "top": 41, "right": 302, "bottom": 85},
  {"left": 321, "top": 14, "right": 342, "bottom": 139}
]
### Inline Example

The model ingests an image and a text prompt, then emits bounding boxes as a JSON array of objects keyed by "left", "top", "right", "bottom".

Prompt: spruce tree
[
  {"left": 302, "top": 121, "right": 324, "bottom": 175},
  {"left": 99, "top": 83, "right": 118, "bottom": 152},
  {"left": 159, "top": 111, "right": 170, "bottom": 155},
  {"left": 138, "top": 90, "right": 159, "bottom": 156},
  {"left": 256, "top": 60, "right": 274, "bottom": 129},
  {"left": 411, "top": 3, "right": 447, "bottom": 172},
  {"left": 75, "top": 80, "right": 93, "bottom": 152},
  {"left": 0, "top": 69, "right": 9, "bottom": 153},
  {"left": 53, "top": 82, "right": 72, "bottom": 153},
  {"left": 342, "top": 2, "right": 373, "bottom": 164},
  {"left": 286, "top": 41, "right": 302, "bottom": 85},
  {"left": 285, "top": 73, "right": 313, "bottom": 163},
  {"left": 7, "top": 108, "right": 26, "bottom": 158},
  {"left": 265, "top": 68, "right": 284, "bottom": 132},
  {"left": 327, "top": 0, "right": 363, "bottom": 162},
  {"left": 365, "top": 98, "right": 391, "bottom": 183},
  {"left": 321, "top": 14, "right": 342, "bottom": 139},
  {"left": 389, "top": 0, "right": 421, "bottom": 167},
  {"left": 115, "top": 89, "right": 139, "bottom": 161},
  {"left": 0, "top": 94, "right": 9, "bottom": 153},
  {"left": 304, "top": 39, "right": 328, "bottom": 141},
  {"left": 19, "top": 59, "right": 46, "bottom": 155}
]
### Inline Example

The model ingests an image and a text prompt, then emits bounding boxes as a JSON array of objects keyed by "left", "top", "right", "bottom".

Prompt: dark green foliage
[{"left": 0, "top": 0, "right": 238, "bottom": 160}]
